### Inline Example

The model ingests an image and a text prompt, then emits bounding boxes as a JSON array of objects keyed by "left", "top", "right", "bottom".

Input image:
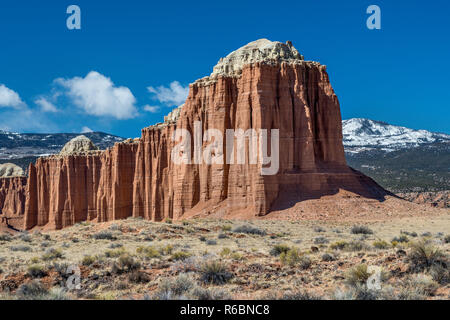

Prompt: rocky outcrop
[
  {"left": 59, "top": 135, "right": 100, "bottom": 156},
  {"left": 398, "top": 191, "right": 450, "bottom": 208},
  {"left": 0, "top": 163, "right": 25, "bottom": 178},
  {"left": 0, "top": 176, "right": 27, "bottom": 229},
  {"left": 8, "top": 39, "right": 393, "bottom": 229}
]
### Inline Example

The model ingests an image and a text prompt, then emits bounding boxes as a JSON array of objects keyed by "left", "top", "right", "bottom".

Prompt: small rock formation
[
  {"left": 211, "top": 39, "right": 303, "bottom": 77},
  {"left": 1, "top": 39, "right": 408, "bottom": 230},
  {"left": 398, "top": 191, "right": 450, "bottom": 208},
  {"left": 0, "top": 163, "right": 25, "bottom": 178},
  {"left": 59, "top": 135, "right": 99, "bottom": 156}
]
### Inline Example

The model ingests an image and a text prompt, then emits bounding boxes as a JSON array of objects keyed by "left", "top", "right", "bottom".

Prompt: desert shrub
[
  {"left": 164, "top": 217, "right": 173, "bottom": 224},
  {"left": 206, "top": 239, "right": 217, "bottom": 245},
  {"left": 351, "top": 225, "right": 373, "bottom": 235},
  {"left": 392, "top": 235, "right": 409, "bottom": 243},
  {"left": 373, "top": 240, "right": 390, "bottom": 249},
  {"left": 421, "top": 232, "right": 432, "bottom": 237},
  {"left": 16, "top": 280, "right": 48, "bottom": 299},
  {"left": 345, "top": 241, "right": 369, "bottom": 252},
  {"left": 270, "top": 244, "right": 290, "bottom": 256},
  {"left": 222, "top": 225, "right": 232, "bottom": 232},
  {"left": 42, "top": 248, "right": 64, "bottom": 261},
  {"left": 136, "top": 246, "right": 160, "bottom": 259},
  {"left": 0, "top": 233, "right": 12, "bottom": 241},
  {"left": 444, "top": 235, "right": 450, "bottom": 244},
  {"left": 313, "top": 226, "right": 325, "bottom": 233},
  {"left": 220, "top": 248, "right": 232, "bottom": 257},
  {"left": 345, "top": 264, "right": 373, "bottom": 287},
  {"left": 233, "top": 225, "right": 266, "bottom": 236},
  {"left": 116, "top": 254, "right": 140, "bottom": 272},
  {"left": 50, "top": 262, "right": 70, "bottom": 278},
  {"left": 43, "top": 234, "right": 51, "bottom": 241},
  {"left": 115, "top": 281, "right": 128, "bottom": 290},
  {"left": 407, "top": 240, "right": 447, "bottom": 273},
  {"left": 190, "top": 287, "right": 231, "bottom": 300},
  {"left": 321, "top": 253, "right": 336, "bottom": 262},
  {"left": 128, "top": 270, "right": 150, "bottom": 284},
  {"left": 40, "top": 241, "right": 50, "bottom": 248},
  {"left": 105, "top": 247, "right": 126, "bottom": 258},
  {"left": 9, "top": 245, "right": 31, "bottom": 252},
  {"left": 171, "top": 251, "right": 192, "bottom": 261},
  {"left": 280, "top": 248, "right": 311, "bottom": 269},
  {"left": 199, "top": 260, "right": 233, "bottom": 285},
  {"left": 27, "top": 264, "right": 47, "bottom": 278},
  {"left": 154, "top": 274, "right": 195, "bottom": 299},
  {"left": 430, "top": 263, "right": 450, "bottom": 285},
  {"left": 92, "top": 231, "right": 117, "bottom": 240},
  {"left": 199, "top": 236, "right": 206, "bottom": 242},
  {"left": 330, "top": 241, "right": 347, "bottom": 250},
  {"left": 19, "top": 233, "right": 32, "bottom": 243},
  {"left": 334, "top": 284, "right": 384, "bottom": 300},
  {"left": 231, "top": 252, "right": 243, "bottom": 261},
  {"left": 407, "top": 274, "right": 438, "bottom": 296},
  {"left": 314, "top": 237, "right": 329, "bottom": 245},
  {"left": 401, "top": 231, "right": 417, "bottom": 238},
  {"left": 279, "top": 290, "right": 323, "bottom": 300},
  {"left": 81, "top": 255, "right": 96, "bottom": 266},
  {"left": 160, "top": 244, "right": 174, "bottom": 255},
  {"left": 217, "top": 233, "right": 228, "bottom": 239}
]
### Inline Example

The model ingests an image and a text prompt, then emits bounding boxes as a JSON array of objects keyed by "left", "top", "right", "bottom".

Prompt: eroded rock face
[
  {"left": 0, "top": 176, "right": 27, "bottom": 229},
  {"left": 10, "top": 39, "right": 391, "bottom": 229}
]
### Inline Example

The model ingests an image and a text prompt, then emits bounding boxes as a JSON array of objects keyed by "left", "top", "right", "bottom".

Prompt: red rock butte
[{"left": 1, "top": 39, "right": 397, "bottom": 230}]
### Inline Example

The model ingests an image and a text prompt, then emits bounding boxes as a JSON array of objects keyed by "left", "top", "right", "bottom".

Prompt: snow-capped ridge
[{"left": 343, "top": 118, "right": 450, "bottom": 153}]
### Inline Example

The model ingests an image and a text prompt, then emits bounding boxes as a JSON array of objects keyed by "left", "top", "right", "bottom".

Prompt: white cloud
[
  {"left": 81, "top": 126, "right": 93, "bottom": 133},
  {"left": 56, "top": 71, "right": 138, "bottom": 119},
  {"left": 0, "top": 84, "right": 26, "bottom": 108},
  {"left": 143, "top": 105, "right": 160, "bottom": 113},
  {"left": 35, "top": 97, "right": 58, "bottom": 113},
  {"left": 147, "top": 81, "right": 188, "bottom": 106}
]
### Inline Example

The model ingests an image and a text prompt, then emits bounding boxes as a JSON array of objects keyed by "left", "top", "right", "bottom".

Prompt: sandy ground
[{"left": 0, "top": 202, "right": 448, "bottom": 300}]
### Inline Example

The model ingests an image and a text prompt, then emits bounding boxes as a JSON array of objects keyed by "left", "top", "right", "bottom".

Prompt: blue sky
[{"left": 0, "top": 0, "right": 449, "bottom": 137}]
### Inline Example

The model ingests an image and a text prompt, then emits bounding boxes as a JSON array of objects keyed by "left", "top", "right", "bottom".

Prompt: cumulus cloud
[
  {"left": 55, "top": 71, "right": 138, "bottom": 119},
  {"left": 81, "top": 126, "right": 93, "bottom": 133},
  {"left": 147, "top": 81, "right": 188, "bottom": 107},
  {"left": 0, "top": 84, "right": 26, "bottom": 108},
  {"left": 143, "top": 105, "right": 160, "bottom": 113},
  {"left": 35, "top": 97, "right": 58, "bottom": 113}
]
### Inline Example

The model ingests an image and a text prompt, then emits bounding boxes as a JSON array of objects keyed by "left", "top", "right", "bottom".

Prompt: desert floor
[{"left": 0, "top": 208, "right": 449, "bottom": 300}]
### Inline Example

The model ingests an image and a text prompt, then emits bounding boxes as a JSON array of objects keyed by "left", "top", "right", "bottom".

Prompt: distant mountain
[
  {"left": 342, "top": 118, "right": 450, "bottom": 153},
  {"left": 1, "top": 120, "right": 448, "bottom": 193},
  {"left": 343, "top": 118, "right": 450, "bottom": 192},
  {"left": 0, "top": 131, "right": 123, "bottom": 170}
]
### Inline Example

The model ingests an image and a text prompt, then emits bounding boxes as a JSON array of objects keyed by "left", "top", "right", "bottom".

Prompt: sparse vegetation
[
  {"left": 41, "top": 248, "right": 64, "bottom": 261},
  {"left": 270, "top": 244, "right": 290, "bottom": 256},
  {"left": 351, "top": 226, "right": 373, "bottom": 235},
  {"left": 0, "top": 216, "right": 448, "bottom": 300},
  {"left": 92, "top": 231, "right": 117, "bottom": 240},
  {"left": 199, "top": 260, "right": 233, "bottom": 285},
  {"left": 233, "top": 225, "right": 266, "bottom": 236},
  {"left": 27, "top": 264, "right": 47, "bottom": 278}
]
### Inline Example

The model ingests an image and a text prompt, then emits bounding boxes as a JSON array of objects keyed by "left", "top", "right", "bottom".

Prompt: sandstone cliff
[{"left": 6, "top": 39, "right": 394, "bottom": 230}]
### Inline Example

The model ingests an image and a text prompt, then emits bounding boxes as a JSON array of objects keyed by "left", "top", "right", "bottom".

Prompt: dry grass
[{"left": 0, "top": 214, "right": 448, "bottom": 300}]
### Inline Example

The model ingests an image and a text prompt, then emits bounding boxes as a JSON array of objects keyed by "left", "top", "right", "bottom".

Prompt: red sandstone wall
[{"left": 16, "top": 62, "right": 386, "bottom": 230}]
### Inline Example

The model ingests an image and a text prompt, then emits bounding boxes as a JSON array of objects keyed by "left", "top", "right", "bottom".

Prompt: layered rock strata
[{"left": 2, "top": 39, "right": 391, "bottom": 230}]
